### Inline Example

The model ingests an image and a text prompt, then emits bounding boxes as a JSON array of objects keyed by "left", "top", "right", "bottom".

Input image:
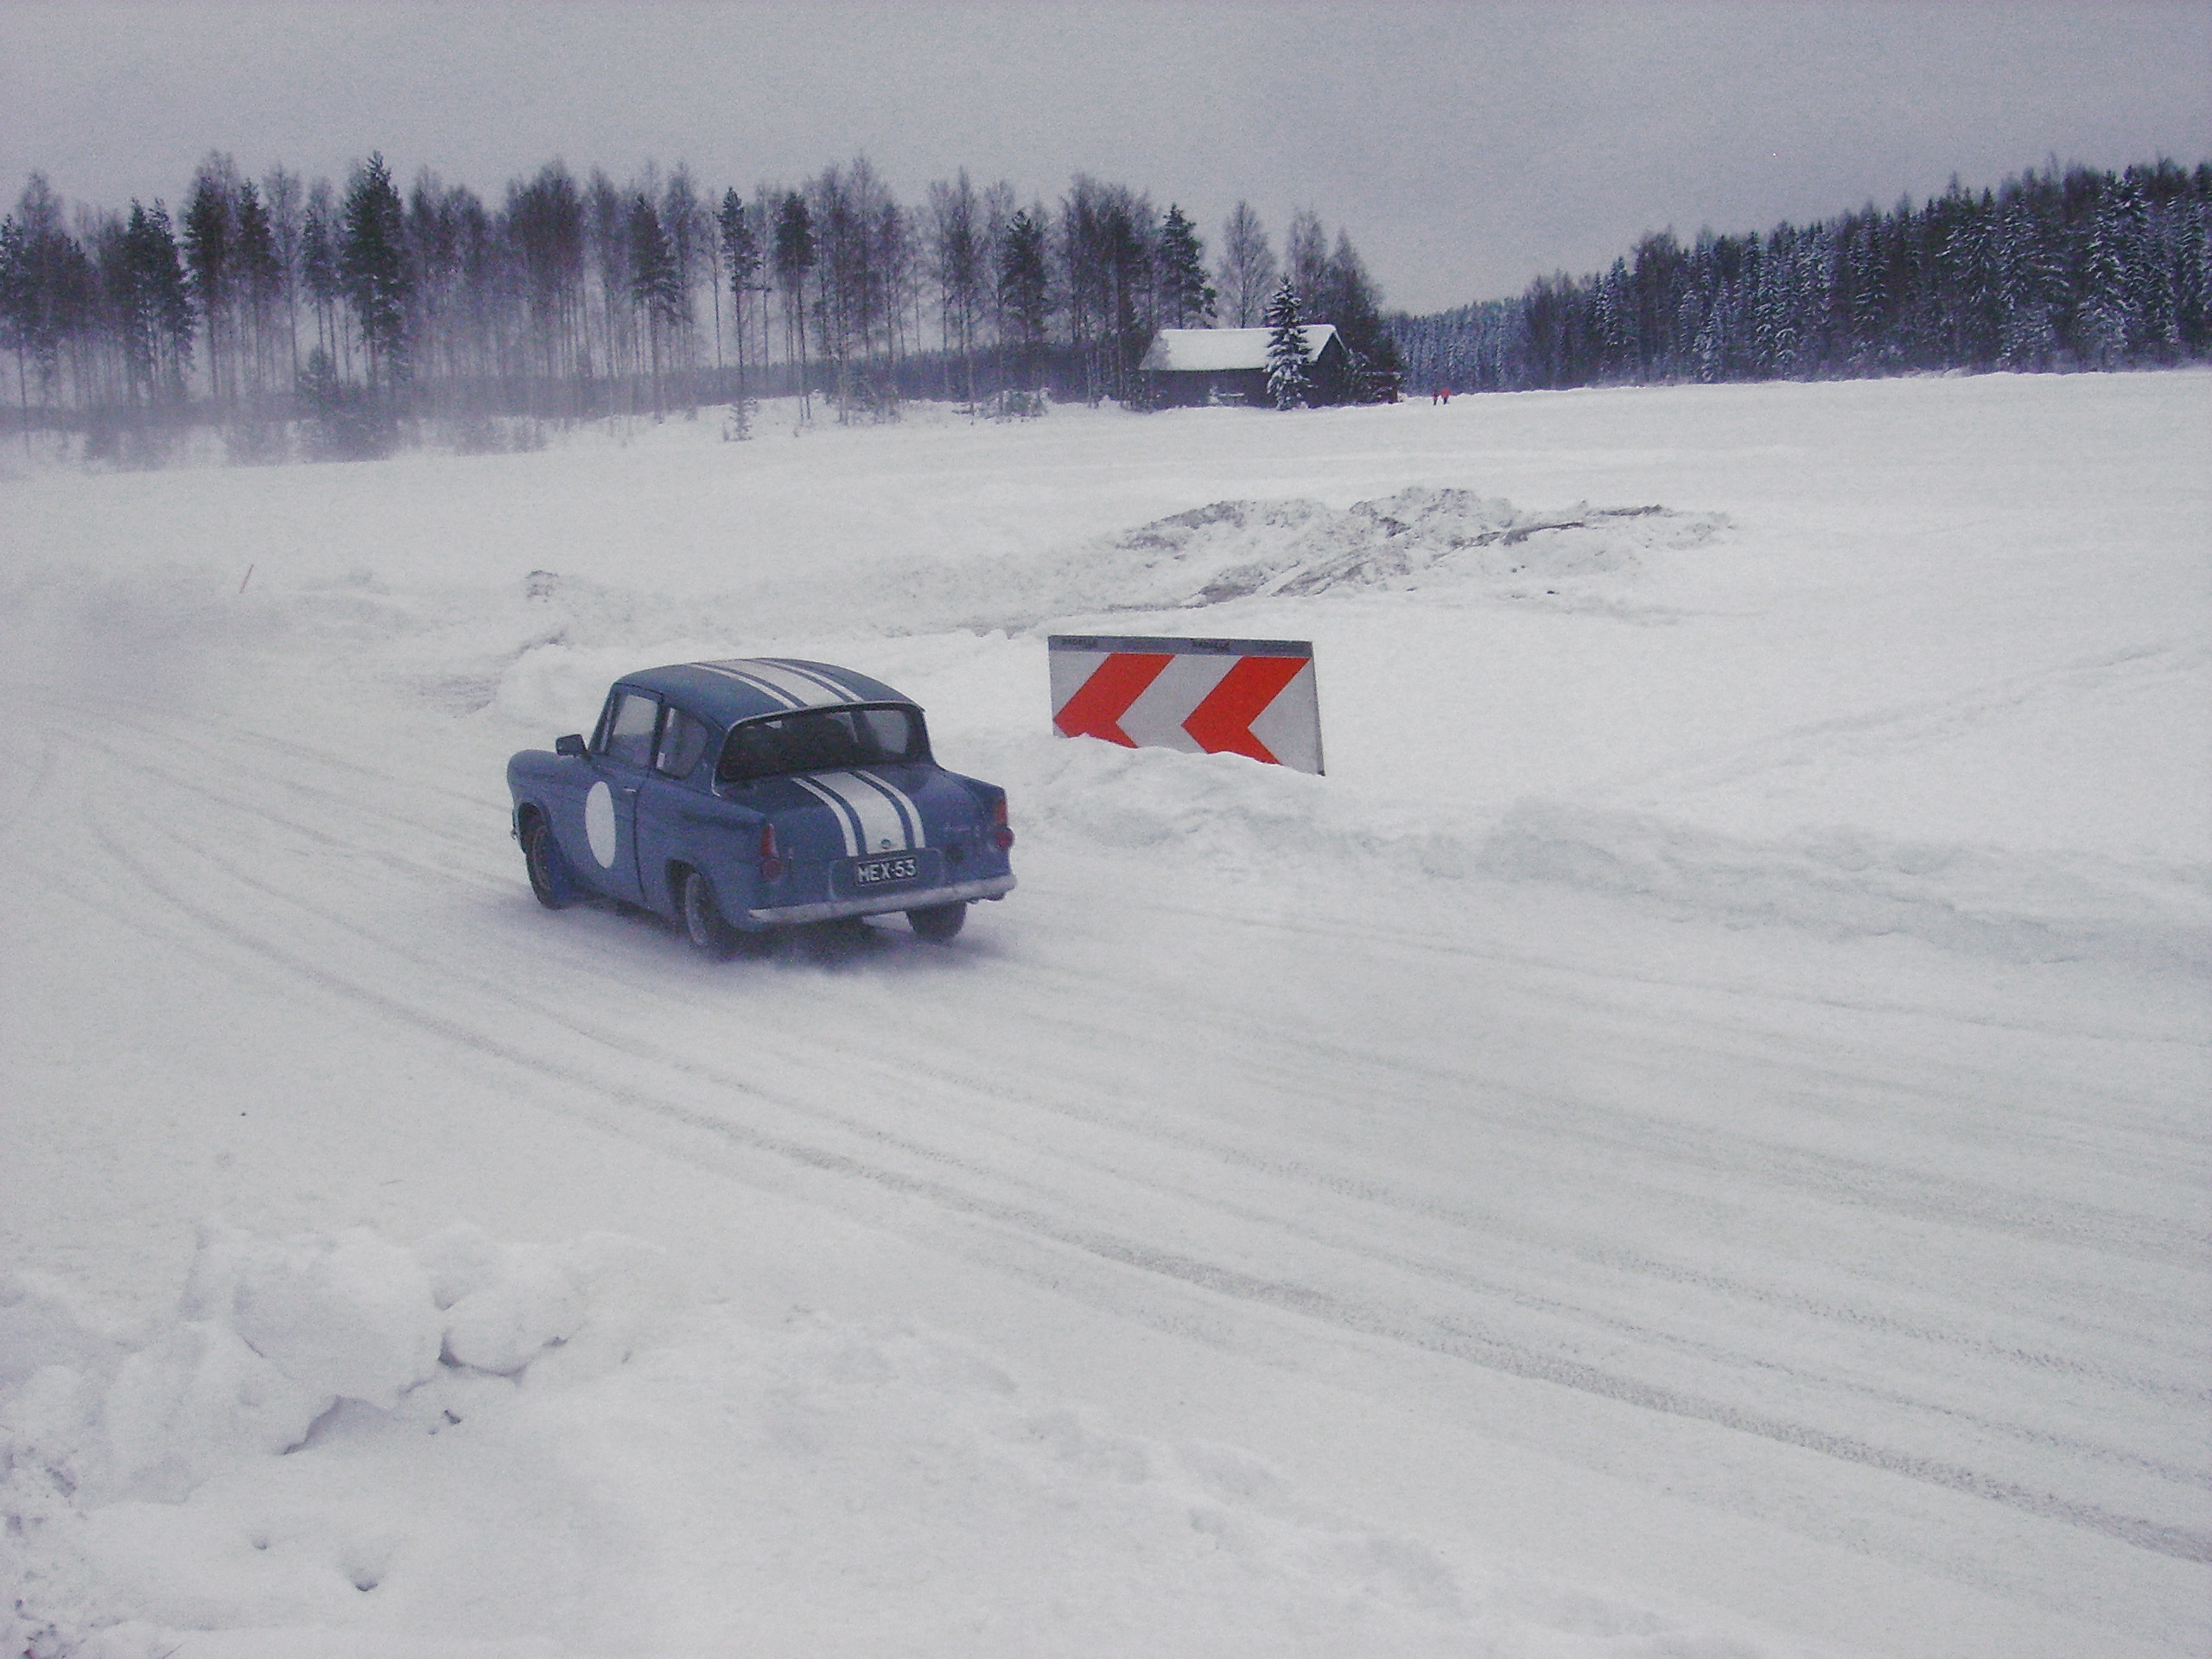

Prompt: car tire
[
  {"left": 680, "top": 868, "right": 741, "bottom": 960},
  {"left": 906, "top": 901, "right": 967, "bottom": 943},
  {"left": 523, "top": 817, "right": 579, "bottom": 910}
]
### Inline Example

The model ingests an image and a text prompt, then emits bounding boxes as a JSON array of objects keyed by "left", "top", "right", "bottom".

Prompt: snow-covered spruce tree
[{"left": 1264, "top": 277, "right": 1310, "bottom": 409}]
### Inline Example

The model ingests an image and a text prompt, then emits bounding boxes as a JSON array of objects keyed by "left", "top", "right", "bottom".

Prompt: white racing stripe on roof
[
  {"left": 807, "top": 771, "right": 915, "bottom": 853},
  {"left": 734, "top": 660, "right": 852, "bottom": 708},
  {"left": 789, "top": 775, "right": 863, "bottom": 856},
  {"left": 691, "top": 661, "right": 804, "bottom": 709},
  {"left": 760, "top": 659, "right": 872, "bottom": 703}
]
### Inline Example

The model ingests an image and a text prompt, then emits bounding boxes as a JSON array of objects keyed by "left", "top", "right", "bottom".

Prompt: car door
[
  {"left": 581, "top": 686, "right": 658, "bottom": 905},
  {"left": 634, "top": 702, "right": 718, "bottom": 915}
]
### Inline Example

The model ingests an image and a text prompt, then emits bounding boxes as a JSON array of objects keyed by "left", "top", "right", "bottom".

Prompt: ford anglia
[{"left": 508, "top": 658, "right": 1014, "bottom": 955}]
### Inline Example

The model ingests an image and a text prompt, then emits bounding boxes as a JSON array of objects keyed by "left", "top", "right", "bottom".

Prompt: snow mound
[
  {"left": 1121, "top": 487, "right": 1722, "bottom": 603},
  {"left": 1, "top": 1222, "right": 681, "bottom": 1656},
  {"left": 4, "top": 1234, "right": 1793, "bottom": 1659},
  {"left": 364, "top": 486, "right": 1721, "bottom": 725},
  {"left": 971, "top": 486, "right": 1727, "bottom": 622},
  {"left": 995, "top": 735, "right": 2209, "bottom": 969},
  {"left": 605, "top": 486, "right": 1738, "bottom": 636}
]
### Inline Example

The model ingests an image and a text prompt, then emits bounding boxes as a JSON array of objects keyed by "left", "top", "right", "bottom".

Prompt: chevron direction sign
[{"left": 1048, "top": 635, "right": 1324, "bottom": 774}]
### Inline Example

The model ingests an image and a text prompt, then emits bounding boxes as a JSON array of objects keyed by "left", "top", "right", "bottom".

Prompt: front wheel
[
  {"left": 680, "top": 868, "right": 741, "bottom": 960},
  {"left": 523, "top": 818, "right": 578, "bottom": 910},
  {"left": 906, "top": 901, "right": 967, "bottom": 943}
]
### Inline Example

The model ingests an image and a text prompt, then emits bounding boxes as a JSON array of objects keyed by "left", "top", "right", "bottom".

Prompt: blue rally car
[{"left": 507, "top": 658, "right": 1014, "bottom": 954}]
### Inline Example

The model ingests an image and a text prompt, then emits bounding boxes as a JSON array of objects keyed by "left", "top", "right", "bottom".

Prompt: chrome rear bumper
[{"left": 744, "top": 873, "right": 1015, "bottom": 927}]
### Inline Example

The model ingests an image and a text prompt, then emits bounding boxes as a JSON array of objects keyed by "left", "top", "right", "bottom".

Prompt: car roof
[{"left": 620, "top": 658, "right": 915, "bottom": 728}]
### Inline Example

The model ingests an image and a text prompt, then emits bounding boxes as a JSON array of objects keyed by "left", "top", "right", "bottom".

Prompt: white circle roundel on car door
[{"left": 585, "top": 781, "right": 617, "bottom": 867}]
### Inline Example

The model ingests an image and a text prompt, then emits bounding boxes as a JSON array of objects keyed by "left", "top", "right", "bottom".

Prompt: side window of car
[
  {"left": 655, "top": 708, "right": 710, "bottom": 779},
  {"left": 599, "top": 690, "right": 660, "bottom": 767}
]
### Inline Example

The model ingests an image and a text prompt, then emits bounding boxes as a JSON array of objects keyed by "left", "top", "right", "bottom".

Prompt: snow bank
[
  {"left": 1481, "top": 798, "right": 2212, "bottom": 971},
  {"left": 477, "top": 485, "right": 1726, "bottom": 670},
  {"left": 979, "top": 732, "right": 2209, "bottom": 970},
  {"left": 5, "top": 1227, "right": 1800, "bottom": 1659},
  {"left": 2, "top": 1223, "right": 679, "bottom": 1656},
  {"left": 1096, "top": 486, "right": 1726, "bottom": 605},
  {"left": 881, "top": 484, "right": 1729, "bottom": 631}
]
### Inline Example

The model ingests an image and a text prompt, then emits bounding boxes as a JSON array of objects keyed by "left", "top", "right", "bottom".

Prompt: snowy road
[
  {"left": 4, "top": 374, "right": 2208, "bottom": 1656},
  {"left": 13, "top": 683, "right": 2206, "bottom": 1651}
]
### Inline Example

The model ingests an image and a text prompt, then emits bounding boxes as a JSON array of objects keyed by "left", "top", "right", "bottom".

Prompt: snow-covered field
[{"left": 2, "top": 372, "right": 2206, "bottom": 1658}]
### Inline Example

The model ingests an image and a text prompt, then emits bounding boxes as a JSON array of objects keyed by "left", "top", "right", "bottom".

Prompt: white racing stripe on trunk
[
  {"left": 849, "top": 769, "right": 925, "bottom": 848},
  {"left": 807, "top": 770, "right": 915, "bottom": 854},
  {"left": 788, "top": 774, "right": 863, "bottom": 856}
]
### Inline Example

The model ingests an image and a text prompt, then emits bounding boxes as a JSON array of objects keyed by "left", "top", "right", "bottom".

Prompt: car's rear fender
[{"left": 650, "top": 796, "right": 769, "bottom": 919}]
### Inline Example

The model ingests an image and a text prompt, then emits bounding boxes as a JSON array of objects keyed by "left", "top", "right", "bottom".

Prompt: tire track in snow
[
  {"left": 55, "top": 694, "right": 2212, "bottom": 1566},
  {"left": 91, "top": 694, "right": 2212, "bottom": 1298},
  {"left": 1143, "top": 888, "right": 2209, "bottom": 1117},
  {"left": 991, "top": 912, "right": 2210, "bottom": 1271},
  {"left": 69, "top": 716, "right": 2212, "bottom": 1495},
  {"left": 136, "top": 794, "right": 2212, "bottom": 1484},
  {"left": 1591, "top": 640, "right": 2211, "bottom": 805},
  {"left": 70, "top": 781, "right": 2212, "bottom": 1567},
  {"left": 84, "top": 709, "right": 2212, "bottom": 1438},
  {"left": 0, "top": 726, "right": 61, "bottom": 853},
  {"left": 122, "top": 760, "right": 2202, "bottom": 1451},
  {"left": 79, "top": 707, "right": 2210, "bottom": 1230}
]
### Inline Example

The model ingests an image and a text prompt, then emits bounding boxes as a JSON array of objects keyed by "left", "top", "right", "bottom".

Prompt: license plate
[{"left": 852, "top": 854, "right": 919, "bottom": 886}]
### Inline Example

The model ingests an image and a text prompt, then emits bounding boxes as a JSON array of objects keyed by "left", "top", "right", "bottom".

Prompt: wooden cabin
[{"left": 1139, "top": 325, "right": 1351, "bottom": 408}]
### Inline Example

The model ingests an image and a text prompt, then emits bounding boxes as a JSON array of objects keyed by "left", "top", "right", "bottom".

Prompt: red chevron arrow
[
  {"left": 1180, "top": 654, "right": 1307, "bottom": 763},
  {"left": 1053, "top": 652, "right": 1173, "bottom": 746}
]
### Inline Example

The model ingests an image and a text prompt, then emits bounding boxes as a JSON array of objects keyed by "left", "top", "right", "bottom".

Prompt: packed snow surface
[{"left": 2, "top": 372, "right": 2207, "bottom": 1657}]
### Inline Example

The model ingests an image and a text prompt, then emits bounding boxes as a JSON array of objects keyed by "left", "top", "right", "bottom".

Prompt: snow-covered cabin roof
[{"left": 1140, "top": 325, "right": 1340, "bottom": 373}]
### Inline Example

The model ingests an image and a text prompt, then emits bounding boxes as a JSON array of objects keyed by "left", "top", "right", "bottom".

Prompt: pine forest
[
  {"left": 2, "top": 150, "right": 2206, "bottom": 466},
  {"left": 1393, "top": 161, "right": 2212, "bottom": 393},
  {"left": 0, "top": 153, "right": 1398, "bottom": 457}
]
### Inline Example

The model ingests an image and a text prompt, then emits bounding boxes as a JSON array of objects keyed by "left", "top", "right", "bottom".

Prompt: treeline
[
  {"left": 1393, "top": 160, "right": 2212, "bottom": 393},
  {"left": 0, "top": 150, "right": 1398, "bottom": 454}
]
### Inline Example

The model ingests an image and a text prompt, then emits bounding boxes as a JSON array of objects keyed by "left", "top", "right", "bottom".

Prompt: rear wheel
[
  {"left": 523, "top": 818, "right": 577, "bottom": 910},
  {"left": 906, "top": 901, "right": 967, "bottom": 943},
  {"left": 680, "top": 868, "right": 741, "bottom": 960}
]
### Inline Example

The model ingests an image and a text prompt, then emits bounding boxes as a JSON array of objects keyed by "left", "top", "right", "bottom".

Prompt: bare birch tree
[{"left": 1217, "top": 200, "right": 1275, "bottom": 327}]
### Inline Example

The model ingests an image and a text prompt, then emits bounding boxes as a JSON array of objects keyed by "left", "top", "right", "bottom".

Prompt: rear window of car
[{"left": 717, "top": 705, "right": 926, "bottom": 782}]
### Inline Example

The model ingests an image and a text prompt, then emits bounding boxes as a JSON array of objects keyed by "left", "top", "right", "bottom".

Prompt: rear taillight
[
  {"left": 989, "top": 796, "right": 1014, "bottom": 851},
  {"left": 759, "top": 822, "right": 785, "bottom": 880}
]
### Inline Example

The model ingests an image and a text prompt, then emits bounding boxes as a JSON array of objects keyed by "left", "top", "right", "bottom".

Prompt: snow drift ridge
[
  {"left": 1018, "top": 738, "right": 2209, "bottom": 971},
  {"left": 945, "top": 486, "right": 1729, "bottom": 627}
]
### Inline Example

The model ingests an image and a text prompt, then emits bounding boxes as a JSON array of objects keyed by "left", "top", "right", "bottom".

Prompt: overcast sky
[{"left": 4, "top": 2, "right": 2208, "bottom": 315}]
